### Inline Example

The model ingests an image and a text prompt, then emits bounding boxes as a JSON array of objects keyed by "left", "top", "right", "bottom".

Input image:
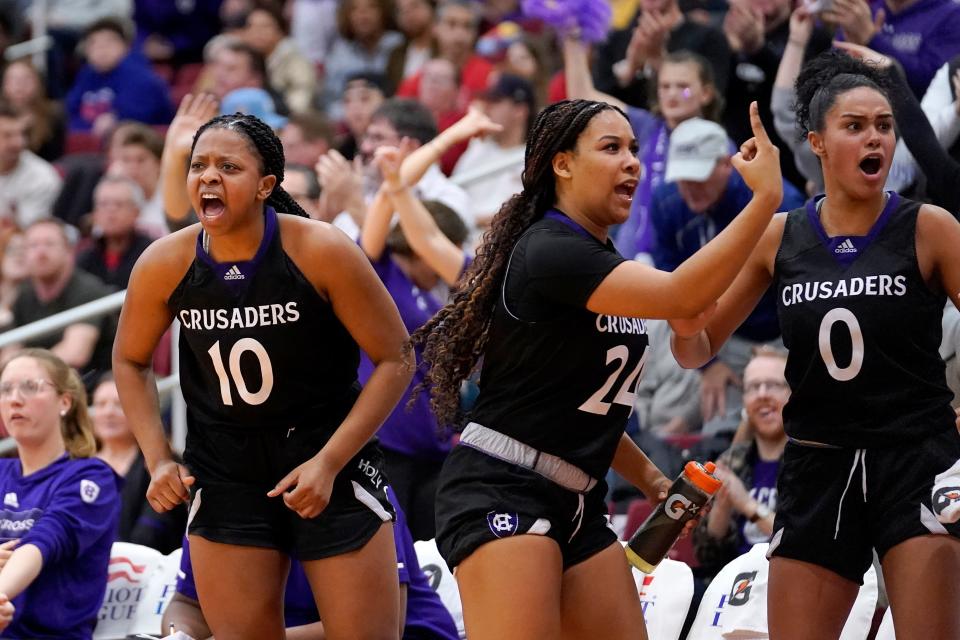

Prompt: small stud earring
[{"left": 59, "top": 410, "right": 67, "bottom": 417}]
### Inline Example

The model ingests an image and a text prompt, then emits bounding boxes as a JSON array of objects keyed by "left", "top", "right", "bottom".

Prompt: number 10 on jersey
[{"left": 207, "top": 338, "right": 275, "bottom": 406}]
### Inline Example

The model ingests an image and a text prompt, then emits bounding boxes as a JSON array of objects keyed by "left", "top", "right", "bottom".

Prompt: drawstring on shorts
[
  {"left": 569, "top": 493, "right": 585, "bottom": 542},
  {"left": 834, "top": 448, "right": 867, "bottom": 539}
]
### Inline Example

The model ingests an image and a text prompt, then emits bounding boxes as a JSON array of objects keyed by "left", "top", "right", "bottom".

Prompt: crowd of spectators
[{"left": 0, "top": 0, "right": 959, "bottom": 636}]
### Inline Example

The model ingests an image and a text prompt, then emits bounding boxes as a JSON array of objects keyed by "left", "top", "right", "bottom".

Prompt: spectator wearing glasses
[
  {"left": 693, "top": 348, "right": 788, "bottom": 578},
  {"left": 0, "top": 349, "right": 120, "bottom": 639}
]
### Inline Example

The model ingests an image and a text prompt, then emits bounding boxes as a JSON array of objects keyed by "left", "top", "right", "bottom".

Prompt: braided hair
[
  {"left": 794, "top": 49, "right": 891, "bottom": 141},
  {"left": 410, "top": 99, "right": 628, "bottom": 426},
  {"left": 191, "top": 113, "right": 310, "bottom": 218}
]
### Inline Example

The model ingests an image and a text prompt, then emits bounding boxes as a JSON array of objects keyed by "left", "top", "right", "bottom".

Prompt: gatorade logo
[
  {"left": 933, "top": 486, "right": 960, "bottom": 515},
  {"left": 422, "top": 564, "right": 442, "bottom": 591},
  {"left": 665, "top": 493, "right": 697, "bottom": 520},
  {"left": 728, "top": 571, "right": 757, "bottom": 606}
]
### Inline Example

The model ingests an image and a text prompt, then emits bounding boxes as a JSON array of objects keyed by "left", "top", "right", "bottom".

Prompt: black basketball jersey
[
  {"left": 774, "top": 193, "right": 954, "bottom": 447},
  {"left": 167, "top": 208, "right": 360, "bottom": 433},
  {"left": 470, "top": 212, "right": 651, "bottom": 479}
]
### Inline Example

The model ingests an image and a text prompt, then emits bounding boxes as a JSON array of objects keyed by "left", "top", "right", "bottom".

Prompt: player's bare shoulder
[
  {"left": 129, "top": 224, "right": 203, "bottom": 299},
  {"left": 276, "top": 213, "right": 367, "bottom": 295}
]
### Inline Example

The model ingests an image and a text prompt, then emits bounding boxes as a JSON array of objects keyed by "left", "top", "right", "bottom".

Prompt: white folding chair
[
  {"left": 93, "top": 542, "right": 163, "bottom": 640},
  {"left": 688, "top": 543, "right": 881, "bottom": 640},
  {"left": 875, "top": 607, "right": 895, "bottom": 640},
  {"left": 414, "top": 539, "right": 466, "bottom": 639},
  {"left": 129, "top": 547, "right": 184, "bottom": 638},
  {"left": 839, "top": 564, "right": 878, "bottom": 640},
  {"left": 630, "top": 555, "right": 694, "bottom": 640}
]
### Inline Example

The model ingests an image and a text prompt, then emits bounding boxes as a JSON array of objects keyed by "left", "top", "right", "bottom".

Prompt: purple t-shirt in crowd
[
  {"left": 0, "top": 455, "right": 120, "bottom": 639},
  {"left": 358, "top": 249, "right": 451, "bottom": 461},
  {"left": 616, "top": 107, "right": 670, "bottom": 262},
  {"left": 176, "top": 487, "right": 459, "bottom": 638},
  {"left": 737, "top": 459, "right": 780, "bottom": 554},
  {"left": 867, "top": 0, "right": 960, "bottom": 97}
]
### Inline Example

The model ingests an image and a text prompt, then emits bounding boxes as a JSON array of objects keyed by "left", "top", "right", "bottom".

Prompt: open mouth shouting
[
  {"left": 615, "top": 179, "right": 638, "bottom": 204},
  {"left": 858, "top": 153, "right": 884, "bottom": 180},
  {"left": 200, "top": 192, "right": 226, "bottom": 220}
]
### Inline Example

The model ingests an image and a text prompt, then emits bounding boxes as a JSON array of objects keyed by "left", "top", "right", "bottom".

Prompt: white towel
[{"left": 932, "top": 458, "right": 960, "bottom": 524}]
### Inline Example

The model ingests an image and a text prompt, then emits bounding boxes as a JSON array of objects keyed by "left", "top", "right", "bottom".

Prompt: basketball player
[
  {"left": 113, "top": 114, "right": 412, "bottom": 640},
  {"left": 411, "top": 99, "right": 783, "bottom": 640},
  {"left": 670, "top": 51, "right": 960, "bottom": 639}
]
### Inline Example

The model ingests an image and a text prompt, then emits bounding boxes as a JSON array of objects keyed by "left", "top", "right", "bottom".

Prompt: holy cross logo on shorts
[{"left": 487, "top": 511, "right": 519, "bottom": 538}]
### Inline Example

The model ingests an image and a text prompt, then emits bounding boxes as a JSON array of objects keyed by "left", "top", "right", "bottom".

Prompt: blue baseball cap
[{"left": 220, "top": 87, "right": 288, "bottom": 130}]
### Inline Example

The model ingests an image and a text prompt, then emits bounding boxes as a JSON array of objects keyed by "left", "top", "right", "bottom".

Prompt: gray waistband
[{"left": 460, "top": 422, "right": 598, "bottom": 494}]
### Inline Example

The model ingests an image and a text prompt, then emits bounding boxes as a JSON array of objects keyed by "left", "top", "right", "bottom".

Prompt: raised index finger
[{"left": 748, "top": 101, "right": 771, "bottom": 145}]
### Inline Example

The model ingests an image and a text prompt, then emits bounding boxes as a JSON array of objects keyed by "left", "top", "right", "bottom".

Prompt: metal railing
[
  {"left": 0, "top": 290, "right": 187, "bottom": 452},
  {"left": 0, "top": 153, "right": 520, "bottom": 455}
]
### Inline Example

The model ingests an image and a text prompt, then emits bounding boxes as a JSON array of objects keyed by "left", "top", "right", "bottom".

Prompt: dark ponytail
[
  {"left": 410, "top": 99, "right": 628, "bottom": 426},
  {"left": 794, "top": 49, "right": 891, "bottom": 141},
  {"left": 191, "top": 113, "right": 311, "bottom": 218}
]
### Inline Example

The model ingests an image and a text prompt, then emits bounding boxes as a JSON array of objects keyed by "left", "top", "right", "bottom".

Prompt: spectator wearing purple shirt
[
  {"left": 133, "top": 0, "right": 223, "bottom": 66},
  {"left": 0, "top": 349, "right": 121, "bottom": 639},
  {"left": 360, "top": 180, "right": 469, "bottom": 541},
  {"left": 65, "top": 17, "right": 175, "bottom": 135},
  {"left": 165, "top": 487, "right": 459, "bottom": 640},
  {"left": 824, "top": 0, "right": 960, "bottom": 97}
]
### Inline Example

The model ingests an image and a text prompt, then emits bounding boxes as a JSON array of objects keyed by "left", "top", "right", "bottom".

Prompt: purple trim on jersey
[
  {"left": 177, "top": 487, "right": 458, "bottom": 638},
  {"left": 196, "top": 206, "right": 278, "bottom": 293},
  {"left": 544, "top": 209, "right": 593, "bottom": 240},
  {"left": 805, "top": 192, "right": 900, "bottom": 268}
]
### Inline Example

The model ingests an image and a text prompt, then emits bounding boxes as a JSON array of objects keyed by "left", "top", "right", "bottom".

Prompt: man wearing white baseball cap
[{"left": 652, "top": 117, "right": 804, "bottom": 436}]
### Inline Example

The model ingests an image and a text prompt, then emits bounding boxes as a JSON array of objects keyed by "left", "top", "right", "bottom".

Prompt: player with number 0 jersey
[
  {"left": 411, "top": 98, "right": 784, "bottom": 640},
  {"left": 670, "top": 51, "right": 960, "bottom": 639},
  {"left": 113, "top": 114, "right": 412, "bottom": 640}
]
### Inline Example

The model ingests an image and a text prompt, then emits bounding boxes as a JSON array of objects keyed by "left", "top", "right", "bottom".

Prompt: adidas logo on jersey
[
  {"left": 834, "top": 239, "right": 857, "bottom": 254},
  {"left": 224, "top": 265, "right": 245, "bottom": 281}
]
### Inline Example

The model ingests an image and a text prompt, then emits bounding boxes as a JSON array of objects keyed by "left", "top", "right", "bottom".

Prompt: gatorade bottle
[{"left": 625, "top": 461, "right": 722, "bottom": 573}]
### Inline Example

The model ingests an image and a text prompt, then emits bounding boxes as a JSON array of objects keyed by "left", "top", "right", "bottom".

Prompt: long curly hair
[
  {"left": 410, "top": 99, "right": 627, "bottom": 426},
  {"left": 794, "top": 49, "right": 891, "bottom": 141},
  {"left": 191, "top": 113, "right": 310, "bottom": 218}
]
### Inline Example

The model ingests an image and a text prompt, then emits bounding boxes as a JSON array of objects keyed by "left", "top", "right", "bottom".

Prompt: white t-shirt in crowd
[
  {"left": 334, "top": 163, "right": 473, "bottom": 239},
  {"left": 0, "top": 150, "right": 63, "bottom": 228},
  {"left": 451, "top": 138, "right": 525, "bottom": 224}
]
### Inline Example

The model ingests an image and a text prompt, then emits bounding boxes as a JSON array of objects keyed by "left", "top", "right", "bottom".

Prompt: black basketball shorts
[
  {"left": 767, "top": 427, "right": 960, "bottom": 583},
  {"left": 435, "top": 445, "right": 618, "bottom": 571},
  {"left": 184, "top": 423, "right": 394, "bottom": 560}
]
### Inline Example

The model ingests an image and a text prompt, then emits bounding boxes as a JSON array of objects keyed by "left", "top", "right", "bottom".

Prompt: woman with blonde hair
[{"left": 0, "top": 348, "right": 120, "bottom": 638}]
